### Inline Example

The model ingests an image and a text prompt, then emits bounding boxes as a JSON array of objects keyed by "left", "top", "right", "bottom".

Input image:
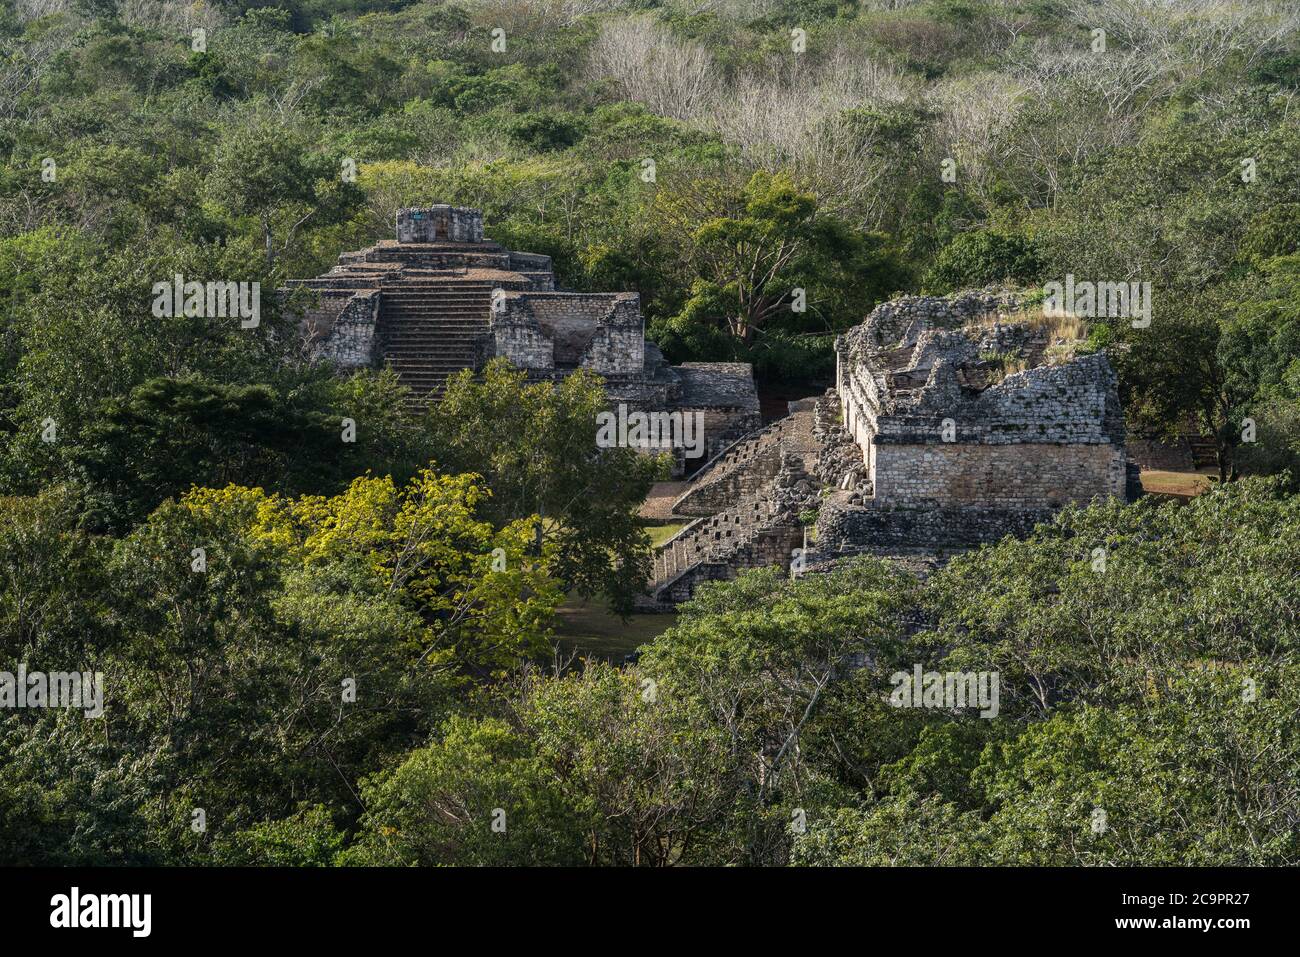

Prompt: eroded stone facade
[
  {"left": 644, "top": 290, "right": 1137, "bottom": 607},
  {"left": 286, "top": 206, "right": 760, "bottom": 475}
]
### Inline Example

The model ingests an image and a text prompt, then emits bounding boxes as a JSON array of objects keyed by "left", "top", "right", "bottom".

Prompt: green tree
[
  {"left": 655, "top": 171, "right": 899, "bottom": 356},
  {"left": 207, "top": 121, "right": 362, "bottom": 268},
  {"left": 429, "top": 360, "right": 663, "bottom": 616}
]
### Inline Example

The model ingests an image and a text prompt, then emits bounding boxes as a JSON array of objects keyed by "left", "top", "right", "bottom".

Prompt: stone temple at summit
[{"left": 286, "top": 205, "right": 761, "bottom": 466}]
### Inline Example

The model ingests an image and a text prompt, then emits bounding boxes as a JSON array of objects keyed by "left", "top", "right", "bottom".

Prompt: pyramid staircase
[{"left": 376, "top": 279, "right": 495, "bottom": 403}]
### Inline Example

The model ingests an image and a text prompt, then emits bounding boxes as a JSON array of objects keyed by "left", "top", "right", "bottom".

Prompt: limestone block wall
[
  {"left": 491, "top": 320, "right": 555, "bottom": 371},
  {"left": 871, "top": 441, "right": 1127, "bottom": 508},
  {"left": 492, "top": 292, "right": 644, "bottom": 375},
  {"left": 294, "top": 289, "right": 380, "bottom": 369},
  {"left": 395, "top": 205, "right": 484, "bottom": 243},
  {"left": 839, "top": 365, "right": 880, "bottom": 469},
  {"left": 508, "top": 251, "right": 553, "bottom": 272},
  {"left": 582, "top": 302, "right": 644, "bottom": 376},
  {"left": 685, "top": 407, "right": 760, "bottom": 466}
]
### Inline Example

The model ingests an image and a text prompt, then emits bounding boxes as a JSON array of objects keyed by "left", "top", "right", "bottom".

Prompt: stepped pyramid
[{"left": 284, "top": 205, "right": 762, "bottom": 469}]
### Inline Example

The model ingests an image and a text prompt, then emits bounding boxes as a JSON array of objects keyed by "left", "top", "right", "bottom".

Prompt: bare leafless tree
[{"left": 584, "top": 15, "right": 719, "bottom": 122}]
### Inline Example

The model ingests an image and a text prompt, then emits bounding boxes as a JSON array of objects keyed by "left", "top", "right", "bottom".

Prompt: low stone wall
[
  {"left": 872, "top": 441, "right": 1127, "bottom": 508},
  {"left": 818, "top": 501, "right": 1054, "bottom": 551},
  {"left": 1127, "top": 436, "right": 1195, "bottom": 472},
  {"left": 508, "top": 251, "right": 553, "bottom": 272}
]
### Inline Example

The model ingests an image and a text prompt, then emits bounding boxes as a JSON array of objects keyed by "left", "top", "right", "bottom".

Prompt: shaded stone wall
[
  {"left": 296, "top": 289, "right": 380, "bottom": 369},
  {"left": 508, "top": 251, "right": 554, "bottom": 272},
  {"left": 395, "top": 205, "right": 484, "bottom": 243},
  {"left": 1127, "top": 436, "right": 1195, "bottom": 471},
  {"left": 818, "top": 502, "right": 1052, "bottom": 551}
]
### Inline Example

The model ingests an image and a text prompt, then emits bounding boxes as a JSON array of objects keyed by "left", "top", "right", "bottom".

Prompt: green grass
[
  {"left": 646, "top": 522, "right": 687, "bottom": 547},
  {"left": 551, "top": 597, "right": 677, "bottom": 661}
]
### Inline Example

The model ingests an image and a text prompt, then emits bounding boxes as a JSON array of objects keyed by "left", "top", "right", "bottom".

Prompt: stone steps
[
  {"left": 649, "top": 498, "right": 777, "bottom": 588},
  {"left": 377, "top": 278, "right": 492, "bottom": 400},
  {"left": 671, "top": 410, "right": 817, "bottom": 516}
]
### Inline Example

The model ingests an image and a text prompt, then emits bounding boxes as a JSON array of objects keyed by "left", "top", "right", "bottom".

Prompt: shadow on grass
[{"left": 551, "top": 596, "right": 677, "bottom": 662}]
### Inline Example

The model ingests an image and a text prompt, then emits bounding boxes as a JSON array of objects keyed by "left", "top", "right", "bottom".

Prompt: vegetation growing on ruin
[{"left": 0, "top": 0, "right": 1298, "bottom": 865}]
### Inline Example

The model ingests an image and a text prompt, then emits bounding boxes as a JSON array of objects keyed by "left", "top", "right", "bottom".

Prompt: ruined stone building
[
  {"left": 284, "top": 218, "right": 1134, "bottom": 608},
  {"left": 287, "top": 205, "right": 761, "bottom": 467},
  {"left": 644, "top": 291, "right": 1138, "bottom": 607}
]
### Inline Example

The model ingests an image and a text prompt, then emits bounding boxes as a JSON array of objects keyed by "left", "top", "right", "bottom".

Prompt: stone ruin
[
  {"left": 284, "top": 206, "right": 761, "bottom": 472},
  {"left": 394, "top": 205, "right": 483, "bottom": 244},
  {"left": 641, "top": 290, "right": 1139, "bottom": 607},
  {"left": 283, "top": 226, "right": 1136, "bottom": 607}
]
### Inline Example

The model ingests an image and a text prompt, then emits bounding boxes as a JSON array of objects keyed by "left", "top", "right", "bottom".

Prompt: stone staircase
[
  {"left": 670, "top": 408, "right": 821, "bottom": 520},
  {"left": 643, "top": 453, "right": 819, "bottom": 607},
  {"left": 671, "top": 408, "right": 818, "bottom": 516},
  {"left": 1187, "top": 435, "right": 1218, "bottom": 471},
  {"left": 645, "top": 498, "right": 790, "bottom": 606},
  {"left": 377, "top": 280, "right": 493, "bottom": 402}
]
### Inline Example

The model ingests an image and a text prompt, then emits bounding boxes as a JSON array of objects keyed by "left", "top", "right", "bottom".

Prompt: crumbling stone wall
[
  {"left": 296, "top": 289, "right": 380, "bottom": 369},
  {"left": 847, "top": 289, "right": 1021, "bottom": 354},
  {"left": 491, "top": 292, "right": 644, "bottom": 376},
  {"left": 866, "top": 354, "right": 1129, "bottom": 506},
  {"left": 395, "top": 205, "right": 483, "bottom": 243},
  {"left": 491, "top": 320, "right": 555, "bottom": 371},
  {"left": 835, "top": 290, "right": 1129, "bottom": 515}
]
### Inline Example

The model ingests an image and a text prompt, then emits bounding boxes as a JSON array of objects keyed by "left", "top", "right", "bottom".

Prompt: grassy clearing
[
  {"left": 551, "top": 597, "right": 677, "bottom": 662},
  {"left": 1141, "top": 470, "right": 1214, "bottom": 499}
]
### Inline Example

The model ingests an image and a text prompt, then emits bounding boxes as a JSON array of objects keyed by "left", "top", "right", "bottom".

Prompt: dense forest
[{"left": 1, "top": 0, "right": 1298, "bottom": 866}]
